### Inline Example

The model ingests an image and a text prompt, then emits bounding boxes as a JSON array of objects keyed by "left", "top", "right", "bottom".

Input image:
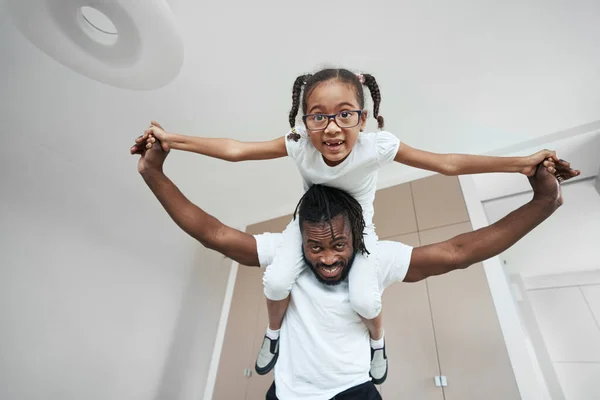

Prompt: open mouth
[
  {"left": 318, "top": 264, "right": 343, "bottom": 279},
  {"left": 324, "top": 141, "right": 344, "bottom": 151}
]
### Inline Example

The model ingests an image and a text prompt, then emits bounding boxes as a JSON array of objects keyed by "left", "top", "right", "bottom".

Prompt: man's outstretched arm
[
  {"left": 133, "top": 138, "right": 260, "bottom": 267},
  {"left": 404, "top": 160, "right": 575, "bottom": 282}
]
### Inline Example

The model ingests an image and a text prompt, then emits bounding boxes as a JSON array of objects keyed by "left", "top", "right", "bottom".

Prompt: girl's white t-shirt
[{"left": 285, "top": 126, "right": 401, "bottom": 226}]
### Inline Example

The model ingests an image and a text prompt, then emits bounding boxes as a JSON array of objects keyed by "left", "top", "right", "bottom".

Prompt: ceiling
[
  {"left": 2, "top": 0, "right": 600, "bottom": 256},
  {"left": 472, "top": 125, "right": 600, "bottom": 202}
]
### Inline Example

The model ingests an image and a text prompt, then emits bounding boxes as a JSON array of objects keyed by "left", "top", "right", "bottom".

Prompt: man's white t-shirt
[
  {"left": 254, "top": 232, "right": 413, "bottom": 400},
  {"left": 285, "top": 127, "right": 400, "bottom": 226}
]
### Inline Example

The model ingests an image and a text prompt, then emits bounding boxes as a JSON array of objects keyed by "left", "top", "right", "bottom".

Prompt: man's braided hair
[{"left": 293, "top": 184, "right": 369, "bottom": 255}]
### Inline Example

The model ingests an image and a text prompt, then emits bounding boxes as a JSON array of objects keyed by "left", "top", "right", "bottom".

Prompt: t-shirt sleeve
[
  {"left": 375, "top": 131, "right": 401, "bottom": 166},
  {"left": 284, "top": 125, "right": 308, "bottom": 161},
  {"left": 376, "top": 241, "right": 414, "bottom": 288},
  {"left": 253, "top": 232, "right": 283, "bottom": 267}
]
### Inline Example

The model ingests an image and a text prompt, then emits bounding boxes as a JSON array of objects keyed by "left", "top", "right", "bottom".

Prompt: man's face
[{"left": 301, "top": 214, "right": 355, "bottom": 285}]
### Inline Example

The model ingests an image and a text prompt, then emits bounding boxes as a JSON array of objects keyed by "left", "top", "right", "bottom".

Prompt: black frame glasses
[{"left": 302, "top": 110, "right": 363, "bottom": 131}]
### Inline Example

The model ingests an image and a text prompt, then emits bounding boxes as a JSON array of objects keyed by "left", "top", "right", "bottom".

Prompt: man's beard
[{"left": 302, "top": 251, "right": 356, "bottom": 286}]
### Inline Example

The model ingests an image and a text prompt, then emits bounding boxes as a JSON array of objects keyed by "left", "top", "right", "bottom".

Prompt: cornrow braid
[
  {"left": 293, "top": 184, "right": 369, "bottom": 256},
  {"left": 362, "top": 74, "right": 384, "bottom": 129},
  {"left": 287, "top": 74, "right": 312, "bottom": 142}
]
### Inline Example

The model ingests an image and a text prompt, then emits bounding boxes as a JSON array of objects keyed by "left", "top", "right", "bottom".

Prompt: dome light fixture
[{"left": 4, "top": 0, "right": 184, "bottom": 90}]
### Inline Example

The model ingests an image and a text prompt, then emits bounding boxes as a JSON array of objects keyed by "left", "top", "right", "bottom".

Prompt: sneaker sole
[
  {"left": 254, "top": 349, "right": 279, "bottom": 375},
  {"left": 370, "top": 360, "right": 388, "bottom": 385}
]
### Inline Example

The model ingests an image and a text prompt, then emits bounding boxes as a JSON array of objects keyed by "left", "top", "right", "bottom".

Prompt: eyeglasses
[{"left": 302, "top": 110, "right": 363, "bottom": 131}]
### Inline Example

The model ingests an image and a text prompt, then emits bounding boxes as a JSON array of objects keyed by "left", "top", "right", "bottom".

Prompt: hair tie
[
  {"left": 356, "top": 73, "right": 365, "bottom": 84},
  {"left": 287, "top": 127, "right": 301, "bottom": 142}
]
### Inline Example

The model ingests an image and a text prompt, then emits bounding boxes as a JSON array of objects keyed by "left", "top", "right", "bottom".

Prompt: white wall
[
  {"left": 527, "top": 284, "right": 600, "bottom": 400},
  {"left": 483, "top": 178, "right": 600, "bottom": 277},
  {"left": 482, "top": 177, "right": 600, "bottom": 399},
  {"left": 4, "top": 0, "right": 600, "bottom": 229},
  {"left": 154, "top": 246, "right": 232, "bottom": 400},
  {"left": 0, "top": 97, "right": 233, "bottom": 399},
  {"left": 0, "top": 201, "right": 230, "bottom": 400}
]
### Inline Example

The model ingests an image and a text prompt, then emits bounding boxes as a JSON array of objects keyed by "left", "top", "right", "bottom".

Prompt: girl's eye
[{"left": 338, "top": 111, "right": 354, "bottom": 120}]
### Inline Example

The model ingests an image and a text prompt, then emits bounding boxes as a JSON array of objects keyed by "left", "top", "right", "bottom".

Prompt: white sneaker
[
  {"left": 255, "top": 335, "right": 279, "bottom": 375},
  {"left": 370, "top": 342, "right": 388, "bottom": 384}
]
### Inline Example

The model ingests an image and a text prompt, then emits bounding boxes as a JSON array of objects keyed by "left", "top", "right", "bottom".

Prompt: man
[{"left": 131, "top": 139, "right": 575, "bottom": 399}]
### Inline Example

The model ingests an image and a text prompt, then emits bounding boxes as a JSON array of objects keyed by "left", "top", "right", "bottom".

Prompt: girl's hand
[
  {"left": 135, "top": 121, "right": 172, "bottom": 152},
  {"left": 520, "top": 149, "right": 559, "bottom": 176}
]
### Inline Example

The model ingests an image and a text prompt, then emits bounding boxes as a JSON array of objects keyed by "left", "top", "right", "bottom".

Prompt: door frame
[
  {"left": 203, "top": 257, "right": 244, "bottom": 400},
  {"left": 459, "top": 175, "right": 552, "bottom": 399}
]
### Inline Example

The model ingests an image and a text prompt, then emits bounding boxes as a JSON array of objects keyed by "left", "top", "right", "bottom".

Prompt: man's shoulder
[
  {"left": 253, "top": 232, "right": 282, "bottom": 267},
  {"left": 375, "top": 240, "right": 414, "bottom": 286},
  {"left": 375, "top": 240, "right": 413, "bottom": 261}
]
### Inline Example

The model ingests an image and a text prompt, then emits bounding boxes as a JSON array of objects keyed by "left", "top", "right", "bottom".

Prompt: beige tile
[
  {"left": 419, "top": 223, "right": 519, "bottom": 400},
  {"left": 410, "top": 175, "right": 469, "bottom": 231},
  {"left": 381, "top": 232, "right": 443, "bottom": 399},
  {"left": 418, "top": 222, "right": 473, "bottom": 246},
  {"left": 381, "top": 279, "right": 444, "bottom": 400},
  {"left": 213, "top": 266, "right": 263, "bottom": 399},
  {"left": 214, "top": 221, "right": 286, "bottom": 399},
  {"left": 374, "top": 183, "right": 418, "bottom": 239},
  {"left": 247, "top": 214, "right": 293, "bottom": 235},
  {"left": 246, "top": 293, "right": 276, "bottom": 399},
  {"left": 428, "top": 265, "right": 519, "bottom": 400},
  {"left": 387, "top": 232, "right": 421, "bottom": 247}
]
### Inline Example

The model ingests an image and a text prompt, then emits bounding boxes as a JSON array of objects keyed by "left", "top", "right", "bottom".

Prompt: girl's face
[{"left": 303, "top": 79, "right": 367, "bottom": 167}]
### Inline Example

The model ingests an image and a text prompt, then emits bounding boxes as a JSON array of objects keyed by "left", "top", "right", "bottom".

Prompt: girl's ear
[{"left": 360, "top": 110, "right": 368, "bottom": 131}]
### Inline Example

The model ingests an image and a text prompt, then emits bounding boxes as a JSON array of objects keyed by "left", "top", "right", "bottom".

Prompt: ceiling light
[{"left": 4, "top": 0, "right": 184, "bottom": 90}]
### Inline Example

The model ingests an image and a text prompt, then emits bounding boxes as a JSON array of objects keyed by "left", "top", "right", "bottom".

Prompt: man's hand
[
  {"left": 130, "top": 130, "right": 169, "bottom": 175},
  {"left": 405, "top": 157, "right": 579, "bottom": 282},
  {"left": 530, "top": 157, "right": 579, "bottom": 206},
  {"left": 130, "top": 128, "right": 260, "bottom": 267}
]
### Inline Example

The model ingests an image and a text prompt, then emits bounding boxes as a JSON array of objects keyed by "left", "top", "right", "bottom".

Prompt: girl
[{"left": 137, "top": 68, "right": 575, "bottom": 383}]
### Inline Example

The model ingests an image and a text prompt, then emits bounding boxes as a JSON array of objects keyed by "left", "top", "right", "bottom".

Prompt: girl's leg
[
  {"left": 360, "top": 313, "right": 384, "bottom": 341},
  {"left": 266, "top": 297, "right": 290, "bottom": 331},
  {"left": 348, "top": 228, "right": 382, "bottom": 333},
  {"left": 347, "top": 228, "right": 388, "bottom": 383},
  {"left": 256, "top": 218, "right": 305, "bottom": 375}
]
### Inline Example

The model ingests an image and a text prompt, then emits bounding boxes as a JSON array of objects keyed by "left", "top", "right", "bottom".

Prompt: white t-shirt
[
  {"left": 254, "top": 232, "right": 413, "bottom": 400},
  {"left": 285, "top": 127, "right": 400, "bottom": 226}
]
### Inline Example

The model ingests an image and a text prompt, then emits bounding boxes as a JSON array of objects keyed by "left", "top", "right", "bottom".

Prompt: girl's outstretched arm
[
  {"left": 138, "top": 121, "right": 287, "bottom": 162},
  {"left": 393, "top": 143, "right": 578, "bottom": 177}
]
